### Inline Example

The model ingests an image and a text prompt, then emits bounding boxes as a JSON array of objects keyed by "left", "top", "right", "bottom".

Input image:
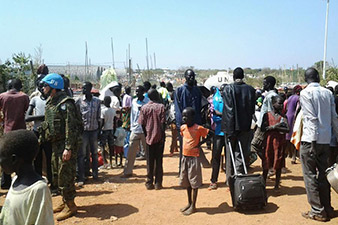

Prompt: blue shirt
[
  {"left": 130, "top": 97, "right": 149, "bottom": 133},
  {"left": 212, "top": 88, "right": 224, "bottom": 136},
  {"left": 174, "top": 84, "right": 202, "bottom": 128}
]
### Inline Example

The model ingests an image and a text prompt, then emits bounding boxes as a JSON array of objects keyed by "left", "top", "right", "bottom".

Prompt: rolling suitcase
[{"left": 228, "top": 139, "right": 267, "bottom": 210}]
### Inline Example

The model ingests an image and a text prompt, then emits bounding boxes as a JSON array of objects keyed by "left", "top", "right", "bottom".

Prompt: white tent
[
  {"left": 203, "top": 71, "right": 233, "bottom": 90},
  {"left": 327, "top": 80, "right": 338, "bottom": 89},
  {"left": 99, "top": 81, "right": 119, "bottom": 101}
]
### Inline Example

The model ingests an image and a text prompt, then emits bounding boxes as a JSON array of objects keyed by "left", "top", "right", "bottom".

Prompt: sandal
[
  {"left": 208, "top": 183, "right": 217, "bottom": 190},
  {"left": 302, "top": 211, "right": 328, "bottom": 222}
]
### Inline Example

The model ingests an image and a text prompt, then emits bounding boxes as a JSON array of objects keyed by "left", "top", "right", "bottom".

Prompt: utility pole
[
  {"left": 154, "top": 52, "right": 157, "bottom": 69},
  {"left": 297, "top": 64, "right": 300, "bottom": 83},
  {"left": 128, "top": 44, "right": 132, "bottom": 84},
  {"left": 145, "top": 38, "right": 149, "bottom": 71},
  {"left": 89, "top": 58, "right": 91, "bottom": 78},
  {"left": 323, "top": 0, "right": 330, "bottom": 80},
  {"left": 125, "top": 49, "right": 128, "bottom": 70},
  {"left": 129, "top": 58, "right": 132, "bottom": 84},
  {"left": 128, "top": 44, "right": 131, "bottom": 62},
  {"left": 150, "top": 55, "right": 153, "bottom": 69},
  {"left": 154, "top": 52, "right": 156, "bottom": 69},
  {"left": 111, "top": 37, "right": 115, "bottom": 69},
  {"left": 85, "top": 41, "right": 88, "bottom": 78}
]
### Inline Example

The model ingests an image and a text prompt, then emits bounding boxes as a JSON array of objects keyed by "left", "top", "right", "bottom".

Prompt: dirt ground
[{"left": 1, "top": 133, "right": 337, "bottom": 225}]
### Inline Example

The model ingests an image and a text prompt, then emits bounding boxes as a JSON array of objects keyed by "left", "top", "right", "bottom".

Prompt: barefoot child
[
  {"left": 180, "top": 107, "right": 210, "bottom": 215},
  {"left": 0, "top": 130, "right": 54, "bottom": 224},
  {"left": 261, "top": 95, "right": 289, "bottom": 189},
  {"left": 114, "top": 120, "right": 126, "bottom": 167}
]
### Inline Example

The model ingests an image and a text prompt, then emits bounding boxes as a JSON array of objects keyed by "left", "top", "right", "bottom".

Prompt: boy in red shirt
[{"left": 180, "top": 107, "right": 210, "bottom": 215}]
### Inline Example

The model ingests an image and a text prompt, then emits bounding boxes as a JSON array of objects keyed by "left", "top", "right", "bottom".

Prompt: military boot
[
  {"left": 56, "top": 200, "right": 77, "bottom": 221},
  {"left": 53, "top": 201, "right": 65, "bottom": 213}
]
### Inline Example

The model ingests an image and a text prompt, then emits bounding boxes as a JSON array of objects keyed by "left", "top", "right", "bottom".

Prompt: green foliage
[
  {"left": 0, "top": 53, "right": 36, "bottom": 94},
  {"left": 245, "top": 76, "right": 264, "bottom": 88},
  {"left": 313, "top": 60, "right": 324, "bottom": 75},
  {"left": 326, "top": 67, "right": 338, "bottom": 81}
]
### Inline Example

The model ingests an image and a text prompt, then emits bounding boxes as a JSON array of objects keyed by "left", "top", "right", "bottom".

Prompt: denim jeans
[{"left": 77, "top": 130, "right": 99, "bottom": 182}]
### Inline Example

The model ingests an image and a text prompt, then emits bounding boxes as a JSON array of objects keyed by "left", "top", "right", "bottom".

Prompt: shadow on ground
[
  {"left": 163, "top": 153, "right": 180, "bottom": 158},
  {"left": 240, "top": 202, "right": 279, "bottom": 215},
  {"left": 76, "top": 203, "right": 138, "bottom": 220},
  {"left": 282, "top": 175, "right": 304, "bottom": 181},
  {"left": 247, "top": 165, "right": 263, "bottom": 173},
  {"left": 163, "top": 171, "right": 179, "bottom": 177},
  {"left": 110, "top": 177, "right": 146, "bottom": 184},
  {"left": 76, "top": 190, "right": 113, "bottom": 197},
  {"left": 267, "top": 185, "right": 306, "bottom": 197},
  {"left": 198, "top": 202, "right": 232, "bottom": 215},
  {"left": 95, "top": 171, "right": 147, "bottom": 184}
]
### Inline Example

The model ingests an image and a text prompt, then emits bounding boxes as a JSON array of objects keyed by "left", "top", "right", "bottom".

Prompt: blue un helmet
[{"left": 41, "top": 73, "right": 64, "bottom": 89}]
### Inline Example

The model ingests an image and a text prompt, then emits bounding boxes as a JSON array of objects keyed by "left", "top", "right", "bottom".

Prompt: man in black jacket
[{"left": 222, "top": 67, "right": 256, "bottom": 184}]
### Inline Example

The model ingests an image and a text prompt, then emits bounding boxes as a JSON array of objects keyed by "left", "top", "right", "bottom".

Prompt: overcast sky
[{"left": 1, "top": 0, "right": 337, "bottom": 70}]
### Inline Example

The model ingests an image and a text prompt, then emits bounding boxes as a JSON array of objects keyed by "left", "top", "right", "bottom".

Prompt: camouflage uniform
[{"left": 40, "top": 91, "right": 81, "bottom": 201}]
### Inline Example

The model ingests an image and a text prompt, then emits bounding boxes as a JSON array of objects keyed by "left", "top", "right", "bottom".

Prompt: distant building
[{"left": 48, "top": 65, "right": 127, "bottom": 81}]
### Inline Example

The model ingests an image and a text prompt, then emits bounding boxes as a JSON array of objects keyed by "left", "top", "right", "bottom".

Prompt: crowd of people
[{"left": 0, "top": 64, "right": 337, "bottom": 224}]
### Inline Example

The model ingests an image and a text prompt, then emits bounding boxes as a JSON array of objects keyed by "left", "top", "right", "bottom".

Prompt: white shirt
[
  {"left": 29, "top": 95, "right": 46, "bottom": 131},
  {"left": 0, "top": 177, "right": 54, "bottom": 225},
  {"left": 101, "top": 106, "right": 116, "bottom": 130},
  {"left": 257, "top": 90, "right": 278, "bottom": 127},
  {"left": 122, "top": 94, "right": 132, "bottom": 108},
  {"left": 114, "top": 127, "right": 127, "bottom": 147},
  {"left": 110, "top": 95, "right": 121, "bottom": 110},
  {"left": 300, "top": 82, "right": 338, "bottom": 144}
]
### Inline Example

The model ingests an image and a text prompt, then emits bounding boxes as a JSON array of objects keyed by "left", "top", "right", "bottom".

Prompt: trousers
[
  {"left": 169, "top": 123, "right": 178, "bottom": 153},
  {"left": 124, "top": 132, "right": 147, "bottom": 175},
  {"left": 33, "top": 131, "right": 53, "bottom": 185},
  {"left": 211, "top": 135, "right": 226, "bottom": 183},
  {"left": 225, "top": 131, "right": 251, "bottom": 184},
  {"left": 300, "top": 142, "right": 333, "bottom": 216},
  {"left": 52, "top": 146, "right": 76, "bottom": 201},
  {"left": 78, "top": 130, "right": 99, "bottom": 182},
  {"left": 146, "top": 142, "right": 165, "bottom": 185}
]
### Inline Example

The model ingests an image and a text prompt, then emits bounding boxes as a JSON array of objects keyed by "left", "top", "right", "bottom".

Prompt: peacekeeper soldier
[{"left": 39, "top": 73, "right": 83, "bottom": 221}]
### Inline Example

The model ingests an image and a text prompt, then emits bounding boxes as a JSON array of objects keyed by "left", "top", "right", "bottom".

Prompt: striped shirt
[{"left": 76, "top": 95, "right": 101, "bottom": 131}]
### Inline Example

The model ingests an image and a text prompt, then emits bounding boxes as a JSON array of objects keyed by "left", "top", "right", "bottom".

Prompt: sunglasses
[{"left": 42, "top": 82, "right": 50, "bottom": 88}]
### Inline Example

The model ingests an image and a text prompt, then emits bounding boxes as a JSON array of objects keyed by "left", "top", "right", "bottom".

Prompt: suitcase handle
[{"left": 227, "top": 139, "right": 248, "bottom": 175}]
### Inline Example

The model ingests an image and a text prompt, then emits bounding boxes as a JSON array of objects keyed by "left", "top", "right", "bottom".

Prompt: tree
[
  {"left": 326, "top": 67, "right": 338, "bottom": 81},
  {"left": 0, "top": 53, "right": 35, "bottom": 94},
  {"left": 33, "top": 44, "right": 43, "bottom": 67},
  {"left": 0, "top": 60, "right": 13, "bottom": 92}
]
